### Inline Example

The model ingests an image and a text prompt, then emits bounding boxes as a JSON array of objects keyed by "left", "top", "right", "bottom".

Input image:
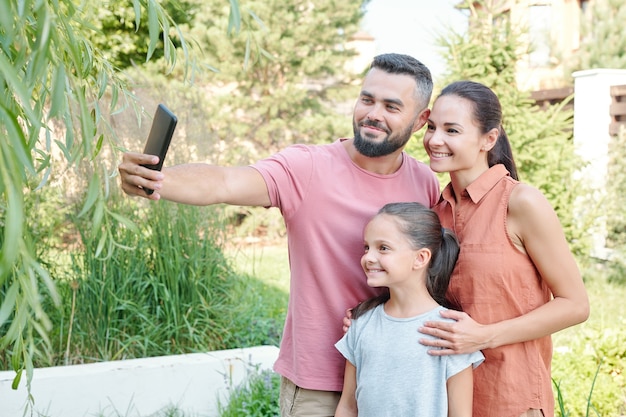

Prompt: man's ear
[
  {"left": 413, "top": 248, "right": 432, "bottom": 270},
  {"left": 412, "top": 108, "right": 430, "bottom": 133}
]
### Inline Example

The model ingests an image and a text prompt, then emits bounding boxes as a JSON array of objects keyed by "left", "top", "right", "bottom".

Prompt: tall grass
[
  {"left": 66, "top": 200, "right": 236, "bottom": 361},
  {"left": 1, "top": 195, "right": 288, "bottom": 369}
]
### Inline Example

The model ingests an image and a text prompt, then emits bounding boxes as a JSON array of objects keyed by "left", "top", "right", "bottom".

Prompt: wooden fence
[
  {"left": 531, "top": 84, "right": 626, "bottom": 136},
  {"left": 610, "top": 84, "right": 626, "bottom": 136},
  {"left": 531, "top": 86, "right": 574, "bottom": 110}
]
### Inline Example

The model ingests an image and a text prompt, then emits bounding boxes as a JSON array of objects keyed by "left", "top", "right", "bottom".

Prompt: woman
[{"left": 418, "top": 80, "right": 589, "bottom": 417}]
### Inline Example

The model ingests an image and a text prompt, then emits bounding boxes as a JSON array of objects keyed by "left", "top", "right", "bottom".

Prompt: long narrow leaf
[
  {"left": 146, "top": 0, "right": 159, "bottom": 61},
  {"left": 29, "top": 2, "right": 53, "bottom": 82},
  {"left": 0, "top": 0, "right": 12, "bottom": 33},
  {"left": 0, "top": 53, "right": 39, "bottom": 125},
  {"left": 0, "top": 105, "right": 36, "bottom": 174},
  {"left": 97, "top": 69, "right": 108, "bottom": 100},
  {"left": 77, "top": 174, "right": 100, "bottom": 218},
  {"left": 0, "top": 184, "right": 24, "bottom": 283},
  {"left": 48, "top": 65, "right": 68, "bottom": 119},
  {"left": 11, "top": 369, "right": 22, "bottom": 390},
  {"left": 227, "top": 0, "right": 242, "bottom": 35},
  {"left": 0, "top": 282, "right": 19, "bottom": 327},
  {"left": 132, "top": 0, "right": 142, "bottom": 30},
  {"left": 91, "top": 199, "right": 105, "bottom": 235},
  {"left": 29, "top": 254, "right": 59, "bottom": 305},
  {"left": 107, "top": 210, "right": 140, "bottom": 234}
]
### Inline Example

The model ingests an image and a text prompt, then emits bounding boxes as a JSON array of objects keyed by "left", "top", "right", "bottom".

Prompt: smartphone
[{"left": 140, "top": 104, "right": 178, "bottom": 194}]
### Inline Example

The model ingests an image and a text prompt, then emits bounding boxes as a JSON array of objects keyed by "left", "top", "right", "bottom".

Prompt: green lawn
[{"left": 226, "top": 239, "right": 291, "bottom": 294}]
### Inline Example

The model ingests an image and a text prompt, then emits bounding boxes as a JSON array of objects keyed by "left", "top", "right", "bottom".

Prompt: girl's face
[
  {"left": 361, "top": 214, "right": 419, "bottom": 289},
  {"left": 422, "top": 95, "right": 494, "bottom": 176}
]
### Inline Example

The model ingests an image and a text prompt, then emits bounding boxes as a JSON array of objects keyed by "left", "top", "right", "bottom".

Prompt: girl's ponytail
[{"left": 426, "top": 227, "right": 460, "bottom": 309}]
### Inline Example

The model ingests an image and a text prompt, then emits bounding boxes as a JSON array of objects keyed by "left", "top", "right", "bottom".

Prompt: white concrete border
[{"left": 0, "top": 345, "right": 279, "bottom": 417}]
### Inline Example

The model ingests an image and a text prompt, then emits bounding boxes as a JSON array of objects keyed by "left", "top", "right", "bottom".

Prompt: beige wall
[
  {"left": 512, "top": 0, "right": 586, "bottom": 90},
  {"left": 472, "top": 0, "right": 593, "bottom": 90}
]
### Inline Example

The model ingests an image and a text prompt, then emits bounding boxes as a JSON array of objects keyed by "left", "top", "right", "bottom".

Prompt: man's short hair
[{"left": 370, "top": 53, "right": 433, "bottom": 110}]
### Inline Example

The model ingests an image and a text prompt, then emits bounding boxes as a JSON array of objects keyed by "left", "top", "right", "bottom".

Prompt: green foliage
[
  {"left": 553, "top": 362, "right": 602, "bottom": 417},
  {"left": 179, "top": 0, "right": 363, "bottom": 165},
  {"left": 218, "top": 367, "right": 280, "bottom": 417},
  {"left": 87, "top": 0, "right": 197, "bottom": 69},
  {"left": 551, "top": 272, "right": 626, "bottom": 417},
  {"left": 605, "top": 258, "right": 626, "bottom": 286},
  {"left": 436, "top": 8, "right": 519, "bottom": 89},
  {"left": 0, "top": 0, "right": 240, "bottom": 391},
  {"left": 1, "top": 197, "right": 287, "bottom": 368},
  {"left": 552, "top": 327, "right": 626, "bottom": 416},
  {"left": 430, "top": 0, "right": 591, "bottom": 257},
  {"left": 568, "top": 0, "right": 626, "bottom": 75}
]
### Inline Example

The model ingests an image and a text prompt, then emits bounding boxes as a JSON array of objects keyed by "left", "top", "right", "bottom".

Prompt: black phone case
[{"left": 141, "top": 104, "right": 177, "bottom": 194}]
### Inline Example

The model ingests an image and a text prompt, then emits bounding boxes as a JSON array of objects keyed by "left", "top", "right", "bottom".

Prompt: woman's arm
[
  {"left": 419, "top": 184, "right": 589, "bottom": 354},
  {"left": 447, "top": 365, "right": 473, "bottom": 417},
  {"left": 335, "top": 361, "right": 358, "bottom": 417}
]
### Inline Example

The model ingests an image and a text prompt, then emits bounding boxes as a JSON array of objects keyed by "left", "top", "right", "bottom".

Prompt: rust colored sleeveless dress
[{"left": 434, "top": 165, "right": 554, "bottom": 417}]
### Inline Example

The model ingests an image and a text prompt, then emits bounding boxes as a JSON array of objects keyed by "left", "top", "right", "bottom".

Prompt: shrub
[{"left": 218, "top": 367, "right": 281, "bottom": 417}]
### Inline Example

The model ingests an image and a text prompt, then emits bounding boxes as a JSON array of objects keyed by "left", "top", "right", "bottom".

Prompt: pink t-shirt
[{"left": 252, "top": 139, "right": 439, "bottom": 391}]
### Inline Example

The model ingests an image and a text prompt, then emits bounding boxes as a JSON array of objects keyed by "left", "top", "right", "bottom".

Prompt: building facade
[{"left": 470, "top": 0, "right": 592, "bottom": 90}]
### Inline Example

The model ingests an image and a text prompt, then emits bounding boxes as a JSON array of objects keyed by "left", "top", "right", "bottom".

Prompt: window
[
  {"left": 528, "top": 4, "right": 552, "bottom": 67},
  {"left": 579, "top": 0, "right": 590, "bottom": 14}
]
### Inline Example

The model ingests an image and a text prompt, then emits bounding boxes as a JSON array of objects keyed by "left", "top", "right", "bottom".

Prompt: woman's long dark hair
[
  {"left": 439, "top": 80, "right": 519, "bottom": 180},
  {"left": 351, "top": 202, "right": 460, "bottom": 319}
]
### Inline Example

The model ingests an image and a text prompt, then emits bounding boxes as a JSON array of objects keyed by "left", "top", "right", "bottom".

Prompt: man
[{"left": 119, "top": 53, "right": 439, "bottom": 416}]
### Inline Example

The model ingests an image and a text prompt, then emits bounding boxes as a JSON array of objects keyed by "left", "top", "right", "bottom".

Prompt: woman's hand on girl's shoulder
[{"left": 418, "top": 309, "right": 491, "bottom": 355}]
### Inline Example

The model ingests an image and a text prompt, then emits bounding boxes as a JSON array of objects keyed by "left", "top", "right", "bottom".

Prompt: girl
[
  {"left": 335, "top": 202, "right": 484, "bottom": 417},
  {"left": 419, "top": 81, "right": 590, "bottom": 417}
]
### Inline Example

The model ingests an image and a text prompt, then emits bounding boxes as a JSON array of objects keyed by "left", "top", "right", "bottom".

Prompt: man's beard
[{"left": 353, "top": 119, "right": 414, "bottom": 157}]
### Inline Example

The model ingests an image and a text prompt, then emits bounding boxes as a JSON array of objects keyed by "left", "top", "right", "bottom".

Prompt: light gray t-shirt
[{"left": 335, "top": 304, "right": 484, "bottom": 417}]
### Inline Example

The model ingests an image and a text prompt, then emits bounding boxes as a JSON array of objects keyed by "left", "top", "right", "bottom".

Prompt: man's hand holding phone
[
  {"left": 118, "top": 104, "right": 177, "bottom": 199},
  {"left": 119, "top": 152, "right": 166, "bottom": 199},
  {"left": 140, "top": 104, "right": 177, "bottom": 195}
]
